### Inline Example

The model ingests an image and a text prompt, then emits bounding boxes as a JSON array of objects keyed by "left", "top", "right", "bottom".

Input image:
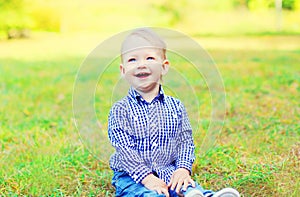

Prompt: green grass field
[{"left": 0, "top": 33, "right": 299, "bottom": 196}]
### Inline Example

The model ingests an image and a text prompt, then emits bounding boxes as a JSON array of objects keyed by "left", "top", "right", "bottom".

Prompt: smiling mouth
[{"left": 135, "top": 72, "right": 150, "bottom": 78}]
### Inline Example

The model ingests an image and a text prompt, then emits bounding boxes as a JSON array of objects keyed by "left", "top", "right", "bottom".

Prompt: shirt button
[
  {"left": 172, "top": 113, "right": 177, "bottom": 118},
  {"left": 150, "top": 123, "right": 156, "bottom": 128}
]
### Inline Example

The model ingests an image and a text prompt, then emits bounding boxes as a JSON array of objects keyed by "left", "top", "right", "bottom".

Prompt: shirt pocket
[{"left": 128, "top": 113, "right": 149, "bottom": 139}]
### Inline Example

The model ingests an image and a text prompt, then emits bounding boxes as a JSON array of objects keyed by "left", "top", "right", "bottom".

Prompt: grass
[{"left": 0, "top": 32, "right": 299, "bottom": 196}]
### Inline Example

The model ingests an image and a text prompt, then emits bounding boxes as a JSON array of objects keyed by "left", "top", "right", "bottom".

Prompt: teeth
[{"left": 136, "top": 73, "right": 149, "bottom": 77}]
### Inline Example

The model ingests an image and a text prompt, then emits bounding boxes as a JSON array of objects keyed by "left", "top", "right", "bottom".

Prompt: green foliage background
[{"left": 0, "top": 0, "right": 300, "bottom": 37}]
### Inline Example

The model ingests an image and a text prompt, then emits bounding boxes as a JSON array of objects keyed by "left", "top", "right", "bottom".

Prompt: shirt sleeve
[
  {"left": 175, "top": 101, "right": 195, "bottom": 173},
  {"left": 108, "top": 102, "right": 152, "bottom": 183}
]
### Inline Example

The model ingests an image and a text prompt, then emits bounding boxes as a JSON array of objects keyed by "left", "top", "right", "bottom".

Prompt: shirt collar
[{"left": 128, "top": 85, "right": 165, "bottom": 104}]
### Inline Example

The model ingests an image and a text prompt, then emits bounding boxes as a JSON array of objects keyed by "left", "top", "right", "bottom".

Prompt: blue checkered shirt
[{"left": 108, "top": 86, "right": 195, "bottom": 184}]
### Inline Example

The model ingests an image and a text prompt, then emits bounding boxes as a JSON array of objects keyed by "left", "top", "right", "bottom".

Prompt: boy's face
[{"left": 120, "top": 46, "right": 169, "bottom": 94}]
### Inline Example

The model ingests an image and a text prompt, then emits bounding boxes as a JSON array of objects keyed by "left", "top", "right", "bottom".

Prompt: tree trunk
[{"left": 275, "top": 0, "right": 282, "bottom": 32}]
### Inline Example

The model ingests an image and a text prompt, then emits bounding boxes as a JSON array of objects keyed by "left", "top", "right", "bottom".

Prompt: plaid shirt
[{"left": 108, "top": 85, "right": 195, "bottom": 184}]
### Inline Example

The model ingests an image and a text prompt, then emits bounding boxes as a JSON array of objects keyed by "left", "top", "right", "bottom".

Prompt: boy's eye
[
  {"left": 128, "top": 58, "right": 136, "bottom": 63},
  {"left": 146, "top": 56, "right": 155, "bottom": 61}
]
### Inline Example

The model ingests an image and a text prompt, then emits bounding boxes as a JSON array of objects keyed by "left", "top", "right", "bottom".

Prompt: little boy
[{"left": 108, "top": 28, "right": 240, "bottom": 197}]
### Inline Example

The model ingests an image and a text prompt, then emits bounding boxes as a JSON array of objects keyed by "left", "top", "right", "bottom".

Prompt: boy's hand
[
  {"left": 142, "top": 173, "right": 169, "bottom": 197},
  {"left": 168, "top": 168, "right": 196, "bottom": 194}
]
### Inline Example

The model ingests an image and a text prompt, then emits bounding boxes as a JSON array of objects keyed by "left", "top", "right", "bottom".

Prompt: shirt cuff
[
  {"left": 176, "top": 160, "right": 193, "bottom": 173},
  {"left": 129, "top": 165, "right": 152, "bottom": 183}
]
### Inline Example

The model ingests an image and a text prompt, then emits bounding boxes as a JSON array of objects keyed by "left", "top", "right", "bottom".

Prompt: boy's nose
[{"left": 137, "top": 61, "right": 147, "bottom": 69}]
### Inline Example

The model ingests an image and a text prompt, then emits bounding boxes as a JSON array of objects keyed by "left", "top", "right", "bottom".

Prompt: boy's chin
[{"left": 135, "top": 83, "right": 159, "bottom": 92}]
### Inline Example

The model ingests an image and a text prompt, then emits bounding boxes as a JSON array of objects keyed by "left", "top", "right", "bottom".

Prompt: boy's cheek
[{"left": 123, "top": 64, "right": 134, "bottom": 71}]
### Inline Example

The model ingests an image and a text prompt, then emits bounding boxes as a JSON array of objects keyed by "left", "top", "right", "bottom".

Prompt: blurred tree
[
  {"left": 0, "top": 0, "right": 24, "bottom": 10},
  {"left": 0, "top": 0, "right": 32, "bottom": 38},
  {"left": 247, "top": 0, "right": 296, "bottom": 10},
  {"left": 282, "top": 0, "right": 296, "bottom": 9},
  {"left": 232, "top": 0, "right": 251, "bottom": 8},
  {"left": 152, "top": 0, "right": 187, "bottom": 26}
]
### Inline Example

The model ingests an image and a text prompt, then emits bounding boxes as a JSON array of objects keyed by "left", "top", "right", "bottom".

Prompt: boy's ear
[
  {"left": 161, "top": 59, "right": 169, "bottom": 75},
  {"left": 120, "top": 64, "right": 125, "bottom": 77}
]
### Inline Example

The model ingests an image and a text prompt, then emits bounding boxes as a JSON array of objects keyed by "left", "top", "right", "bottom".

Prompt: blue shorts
[{"left": 112, "top": 171, "right": 215, "bottom": 197}]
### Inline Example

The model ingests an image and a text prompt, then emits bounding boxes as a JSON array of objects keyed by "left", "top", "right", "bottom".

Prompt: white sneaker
[
  {"left": 213, "top": 188, "right": 240, "bottom": 197},
  {"left": 184, "top": 189, "right": 204, "bottom": 197}
]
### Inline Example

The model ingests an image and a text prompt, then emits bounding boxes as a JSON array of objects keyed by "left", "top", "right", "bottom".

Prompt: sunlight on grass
[{"left": 0, "top": 32, "right": 299, "bottom": 196}]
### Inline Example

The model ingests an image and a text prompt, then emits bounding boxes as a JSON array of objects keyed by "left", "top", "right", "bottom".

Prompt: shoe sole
[{"left": 214, "top": 188, "right": 240, "bottom": 197}]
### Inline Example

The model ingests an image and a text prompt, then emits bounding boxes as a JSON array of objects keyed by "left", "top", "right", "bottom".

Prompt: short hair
[{"left": 121, "top": 28, "right": 167, "bottom": 59}]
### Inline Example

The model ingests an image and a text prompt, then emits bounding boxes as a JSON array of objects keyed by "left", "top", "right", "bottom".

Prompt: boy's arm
[
  {"left": 168, "top": 101, "right": 196, "bottom": 194},
  {"left": 108, "top": 103, "right": 152, "bottom": 183},
  {"left": 175, "top": 102, "right": 196, "bottom": 173}
]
